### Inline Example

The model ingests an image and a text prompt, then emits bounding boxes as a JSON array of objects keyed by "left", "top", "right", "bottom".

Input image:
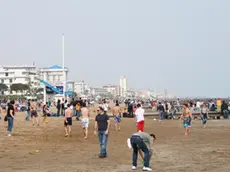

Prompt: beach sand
[{"left": 0, "top": 112, "right": 230, "bottom": 172}]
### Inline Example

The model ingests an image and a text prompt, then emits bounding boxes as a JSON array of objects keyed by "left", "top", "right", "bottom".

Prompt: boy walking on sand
[
  {"left": 81, "top": 102, "right": 89, "bottom": 139},
  {"left": 64, "top": 104, "right": 73, "bottom": 137}
]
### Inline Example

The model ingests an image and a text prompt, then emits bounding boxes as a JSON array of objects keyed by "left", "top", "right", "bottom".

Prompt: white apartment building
[
  {"left": 119, "top": 76, "right": 127, "bottom": 97},
  {"left": 103, "top": 85, "right": 120, "bottom": 97},
  {"left": 0, "top": 65, "right": 38, "bottom": 94},
  {"left": 91, "top": 88, "right": 108, "bottom": 96},
  {"left": 74, "top": 80, "right": 85, "bottom": 94},
  {"left": 38, "top": 65, "right": 68, "bottom": 87}
]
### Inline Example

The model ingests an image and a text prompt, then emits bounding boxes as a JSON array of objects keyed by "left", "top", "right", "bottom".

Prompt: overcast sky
[{"left": 0, "top": 0, "right": 229, "bottom": 97}]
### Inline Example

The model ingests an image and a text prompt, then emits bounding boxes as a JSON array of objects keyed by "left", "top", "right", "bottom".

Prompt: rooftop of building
[
  {"left": 39, "top": 65, "right": 68, "bottom": 70},
  {"left": 0, "top": 65, "right": 36, "bottom": 69},
  {"left": 103, "top": 85, "right": 118, "bottom": 88}
]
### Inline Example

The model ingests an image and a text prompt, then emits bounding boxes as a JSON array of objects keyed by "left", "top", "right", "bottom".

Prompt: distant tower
[
  {"left": 164, "top": 89, "right": 168, "bottom": 100},
  {"left": 119, "top": 76, "right": 127, "bottom": 97}
]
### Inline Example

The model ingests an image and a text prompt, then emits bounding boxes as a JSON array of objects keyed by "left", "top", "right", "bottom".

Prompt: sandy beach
[{"left": 0, "top": 112, "right": 230, "bottom": 172}]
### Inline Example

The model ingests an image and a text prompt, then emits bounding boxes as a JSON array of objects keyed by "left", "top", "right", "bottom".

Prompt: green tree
[
  {"left": 21, "top": 84, "right": 29, "bottom": 93},
  {"left": 10, "top": 83, "right": 29, "bottom": 94},
  {"left": 0, "top": 83, "right": 8, "bottom": 95}
]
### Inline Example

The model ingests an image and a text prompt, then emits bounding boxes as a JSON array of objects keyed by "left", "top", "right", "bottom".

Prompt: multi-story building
[
  {"left": 38, "top": 65, "right": 71, "bottom": 100},
  {"left": 38, "top": 65, "right": 68, "bottom": 86},
  {"left": 0, "top": 65, "right": 38, "bottom": 94},
  {"left": 102, "top": 85, "right": 120, "bottom": 97},
  {"left": 74, "top": 80, "right": 85, "bottom": 94},
  {"left": 119, "top": 76, "right": 127, "bottom": 97},
  {"left": 91, "top": 88, "right": 108, "bottom": 96},
  {"left": 66, "top": 80, "right": 75, "bottom": 93}
]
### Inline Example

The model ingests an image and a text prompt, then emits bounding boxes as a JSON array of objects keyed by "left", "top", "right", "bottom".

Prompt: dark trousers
[
  {"left": 128, "top": 111, "right": 133, "bottom": 118},
  {"left": 61, "top": 108, "right": 64, "bottom": 116},
  {"left": 57, "top": 108, "right": 60, "bottom": 117},
  {"left": 131, "top": 135, "right": 150, "bottom": 167}
]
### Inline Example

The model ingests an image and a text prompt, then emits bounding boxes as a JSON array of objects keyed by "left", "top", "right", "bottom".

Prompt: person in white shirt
[
  {"left": 135, "top": 103, "right": 145, "bottom": 132},
  {"left": 102, "top": 100, "right": 108, "bottom": 113},
  {"left": 196, "top": 100, "right": 201, "bottom": 108}
]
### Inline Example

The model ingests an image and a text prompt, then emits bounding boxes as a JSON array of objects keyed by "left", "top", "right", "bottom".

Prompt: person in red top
[{"left": 152, "top": 101, "right": 156, "bottom": 112}]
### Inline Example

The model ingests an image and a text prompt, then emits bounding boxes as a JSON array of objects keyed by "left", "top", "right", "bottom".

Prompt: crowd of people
[
  {"left": 1, "top": 97, "right": 230, "bottom": 171},
  {"left": 125, "top": 98, "right": 230, "bottom": 120}
]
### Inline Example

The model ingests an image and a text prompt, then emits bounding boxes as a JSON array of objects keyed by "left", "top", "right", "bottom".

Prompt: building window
[
  {"left": 1, "top": 79, "right": 4, "bottom": 83},
  {"left": 53, "top": 75, "right": 56, "bottom": 81},
  {"left": 5, "top": 73, "right": 8, "bottom": 77},
  {"left": 58, "top": 75, "right": 60, "bottom": 81},
  {"left": 9, "top": 79, "right": 12, "bottom": 83}
]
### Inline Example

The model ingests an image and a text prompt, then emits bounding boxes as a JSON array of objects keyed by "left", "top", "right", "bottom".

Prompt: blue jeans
[
  {"left": 159, "top": 111, "right": 164, "bottom": 120},
  {"left": 25, "top": 111, "right": 30, "bottom": 120},
  {"left": 7, "top": 117, "right": 14, "bottom": 133},
  {"left": 131, "top": 135, "right": 150, "bottom": 167},
  {"left": 72, "top": 109, "right": 76, "bottom": 117},
  {"left": 223, "top": 110, "right": 229, "bottom": 119},
  {"left": 98, "top": 131, "right": 108, "bottom": 156},
  {"left": 202, "top": 113, "right": 207, "bottom": 125},
  {"left": 76, "top": 110, "right": 81, "bottom": 120},
  {"left": 171, "top": 111, "right": 175, "bottom": 119}
]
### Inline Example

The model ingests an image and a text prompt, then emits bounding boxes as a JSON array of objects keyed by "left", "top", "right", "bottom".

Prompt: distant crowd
[{"left": 125, "top": 98, "right": 230, "bottom": 119}]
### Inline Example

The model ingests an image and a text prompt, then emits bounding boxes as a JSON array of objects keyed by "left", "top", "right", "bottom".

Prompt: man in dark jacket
[
  {"left": 221, "top": 101, "right": 229, "bottom": 119},
  {"left": 157, "top": 102, "right": 165, "bottom": 121}
]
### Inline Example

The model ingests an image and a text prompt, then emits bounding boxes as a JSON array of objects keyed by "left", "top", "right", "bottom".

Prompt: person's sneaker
[
  {"left": 132, "top": 166, "right": 136, "bottom": 170},
  {"left": 8, "top": 134, "right": 11, "bottom": 137},
  {"left": 143, "top": 167, "right": 152, "bottom": 171},
  {"left": 99, "top": 154, "right": 106, "bottom": 158}
]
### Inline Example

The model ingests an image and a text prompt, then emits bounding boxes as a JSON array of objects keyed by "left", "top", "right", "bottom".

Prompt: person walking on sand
[
  {"left": 112, "top": 101, "right": 122, "bottom": 131},
  {"left": 157, "top": 102, "right": 165, "bottom": 122},
  {"left": 25, "top": 100, "right": 31, "bottom": 121},
  {"left": 31, "top": 100, "right": 39, "bottom": 126},
  {"left": 101, "top": 99, "right": 109, "bottom": 113},
  {"left": 4, "top": 102, "right": 10, "bottom": 128},
  {"left": 56, "top": 99, "right": 61, "bottom": 117},
  {"left": 94, "top": 107, "right": 110, "bottom": 158},
  {"left": 64, "top": 104, "right": 73, "bottom": 137},
  {"left": 200, "top": 104, "right": 209, "bottom": 128},
  {"left": 76, "top": 102, "right": 81, "bottom": 121},
  {"left": 81, "top": 102, "right": 89, "bottom": 139},
  {"left": 6, "top": 100, "right": 15, "bottom": 136},
  {"left": 135, "top": 103, "right": 145, "bottom": 132},
  {"left": 0, "top": 105, "right": 2, "bottom": 120},
  {"left": 180, "top": 103, "right": 192, "bottom": 136},
  {"left": 129, "top": 132, "right": 156, "bottom": 171}
]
